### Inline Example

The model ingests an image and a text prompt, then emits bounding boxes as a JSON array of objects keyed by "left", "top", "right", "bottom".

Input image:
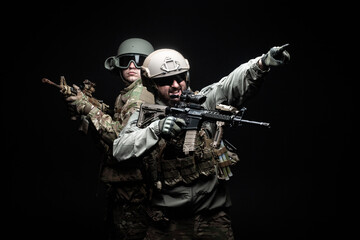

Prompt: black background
[{"left": 7, "top": 1, "right": 350, "bottom": 239}]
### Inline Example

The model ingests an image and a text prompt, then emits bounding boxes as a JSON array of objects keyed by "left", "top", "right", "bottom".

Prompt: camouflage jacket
[
  {"left": 88, "top": 79, "right": 153, "bottom": 139},
  {"left": 85, "top": 78, "right": 154, "bottom": 183}
]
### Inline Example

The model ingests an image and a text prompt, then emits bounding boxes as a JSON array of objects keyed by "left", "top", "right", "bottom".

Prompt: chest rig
[
  {"left": 145, "top": 120, "right": 239, "bottom": 190},
  {"left": 113, "top": 79, "right": 155, "bottom": 123},
  {"left": 100, "top": 80, "right": 155, "bottom": 184},
  {"left": 137, "top": 90, "right": 241, "bottom": 189}
]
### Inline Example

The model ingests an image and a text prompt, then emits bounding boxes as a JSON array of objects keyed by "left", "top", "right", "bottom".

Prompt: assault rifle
[
  {"left": 137, "top": 90, "right": 270, "bottom": 130},
  {"left": 137, "top": 90, "right": 271, "bottom": 181},
  {"left": 42, "top": 76, "right": 111, "bottom": 133},
  {"left": 137, "top": 90, "right": 270, "bottom": 153},
  {"left": 42, "top": 76, "right": 110, "bottom": 113}
]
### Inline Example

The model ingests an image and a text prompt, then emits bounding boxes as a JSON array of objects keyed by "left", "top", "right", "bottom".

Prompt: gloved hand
[
  {"left": 65, "top": 84, "right": 93, "bottom": 116},
  {"left": 64, "top": 84, "right": 82, "bottom": 101},
  {"left": 59, "top": 76, "right": 76, "bottom": 97},
  {"left": 158, "top": 116, "right": 186, "bottom": 138},
  {"left": 261, "top": 43, "right": 290, "bottom": 67}
]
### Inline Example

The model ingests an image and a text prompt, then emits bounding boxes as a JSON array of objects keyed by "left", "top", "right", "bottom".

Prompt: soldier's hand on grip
[
  {"left": 261, "top": 43, "right": 290, "bottom": 67},
  {"left": 65, "top": 84, "right": 82, "bottom": 102},
  {"left": 59, "top": 76, "right": 74, "bottom": 96},
  {"left": 66, "top": 84, "right": 93, "bottom": 116},
  {"left": 159, "top": 116, "right": 186, "bottom": 138}
]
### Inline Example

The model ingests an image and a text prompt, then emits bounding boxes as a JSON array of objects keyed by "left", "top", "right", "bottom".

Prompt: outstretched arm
[
  {"left": 200, "top": 56, "right": 268, "bottom": 109},
  {"left": 200, "top": 44, "right": 290, "bottom": 109}
]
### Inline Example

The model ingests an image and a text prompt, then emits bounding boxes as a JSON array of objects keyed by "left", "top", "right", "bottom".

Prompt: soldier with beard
[{"left": 112, "top": 45, "right": 290, "bottom": 239}]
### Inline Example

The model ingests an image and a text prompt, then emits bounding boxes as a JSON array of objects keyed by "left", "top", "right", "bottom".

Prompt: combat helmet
[
  {"left": 104, "top": 38, "right": 154, "bottom": 83},
  {"left": 141, "top": 48, "right": 190, "bottom": 88}
]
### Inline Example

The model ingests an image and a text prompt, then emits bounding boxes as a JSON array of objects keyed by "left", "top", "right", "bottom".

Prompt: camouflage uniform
[
  {"left": 113, "top": 56, "right": 269, "bottom": 239},
  {"left": 79, "top": 78, "right": 154, "bottom": 239},
  {"left": 145, "top": 209, "right": 234, "bottom": 240}
]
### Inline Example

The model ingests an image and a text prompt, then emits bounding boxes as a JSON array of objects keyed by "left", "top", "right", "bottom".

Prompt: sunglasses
[
  {"left": 116, "top": 54, "right": 147, "bottom": 69},
  {"left": 154, "top": 72, "right": 187, "bottom": 86}
]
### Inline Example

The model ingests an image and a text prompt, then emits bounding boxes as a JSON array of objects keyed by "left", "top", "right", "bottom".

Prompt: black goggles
[
  {"left": 154, "top": 72, "right": 187, "bottom": 86},
  {"left": 117, "top": 54, "right": 147, "bottom": 69}
]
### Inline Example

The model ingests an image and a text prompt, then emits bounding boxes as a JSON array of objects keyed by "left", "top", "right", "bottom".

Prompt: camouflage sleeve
[
  {"left": 88, "top": 107, "right": 123, "bottom": 140},
  {"left": 86, "top": 82, "right": 155, "bottom": 148},
  {"left": 87, "top": 95, "right": 148, "bottom": 144}
]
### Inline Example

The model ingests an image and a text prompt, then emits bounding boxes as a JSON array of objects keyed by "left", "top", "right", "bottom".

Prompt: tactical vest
[
  {"left": 145, "top": 127, "right": 240, "bottom": 189},
  {"left": 113, "top": 79, "right": 155, "bottom": 124},
  {"left": 100, "top": 79, "right": 155, "bottom": 184}
]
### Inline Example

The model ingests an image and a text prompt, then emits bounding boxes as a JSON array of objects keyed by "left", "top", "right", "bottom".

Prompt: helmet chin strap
[{"left": 186, "top": 72, "right": 191, "bottom": 91}]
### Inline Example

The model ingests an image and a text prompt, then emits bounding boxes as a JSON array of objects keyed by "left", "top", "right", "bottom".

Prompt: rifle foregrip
[{"left": 202, "top": 112, "right": 232, "bottom": 122}]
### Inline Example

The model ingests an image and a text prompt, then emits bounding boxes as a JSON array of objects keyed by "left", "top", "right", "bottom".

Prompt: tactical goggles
[
  {"left": 154, "top": 72, "right": 187, "bottom": 86},
  {"left": 116, "top": 54, "right": 147, "bottom": 69}
]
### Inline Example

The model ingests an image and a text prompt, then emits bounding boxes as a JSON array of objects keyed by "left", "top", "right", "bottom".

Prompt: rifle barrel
[
  {"left": 42, "top": 78, "right": 62, "bottom": 89},
  {"left": 239, "top": 119, "right": 271, "bottom": 128}
]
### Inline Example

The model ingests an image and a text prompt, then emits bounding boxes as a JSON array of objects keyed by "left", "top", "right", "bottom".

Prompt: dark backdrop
[{"left": 7, "top": 1, "right": 349, "bottom": 240}]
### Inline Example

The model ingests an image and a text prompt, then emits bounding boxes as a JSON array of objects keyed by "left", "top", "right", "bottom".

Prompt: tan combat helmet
[{"left": 142, "top": 49, "right": 190, "bottom": 78}]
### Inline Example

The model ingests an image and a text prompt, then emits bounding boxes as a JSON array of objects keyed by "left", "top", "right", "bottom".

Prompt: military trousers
[
  {"left": 144, "top": 208, "right": 234, "bottom": 240},
  {"left": 105, "top": 183, "right": 149, "bottom": 240}
]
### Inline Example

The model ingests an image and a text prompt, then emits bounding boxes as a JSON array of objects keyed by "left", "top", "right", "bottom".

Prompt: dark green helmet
[
  {"left": 105, "top": 38, "right": 154, "bottom": 71},
  {"left": 116, "top": 38, "right": 154, "bottom": 56}
]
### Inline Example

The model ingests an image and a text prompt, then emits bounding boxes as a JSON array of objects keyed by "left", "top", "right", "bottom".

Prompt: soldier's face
[
  {"left": 121, "top": 62, "right": 141, "bottom": 83},
  {"left": 156, "top": 77, "right": 187, "bottom": 106}
]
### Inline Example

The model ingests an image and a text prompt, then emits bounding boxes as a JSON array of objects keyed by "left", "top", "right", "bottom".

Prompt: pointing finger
[{"left": 278, "top": 43, "right": 290, "bottom": 52}]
